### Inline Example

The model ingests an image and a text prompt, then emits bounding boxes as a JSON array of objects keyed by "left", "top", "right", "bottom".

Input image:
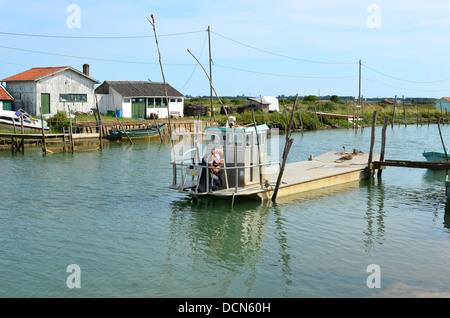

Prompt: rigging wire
[
  {"left": 363, "top": 76, "right": 447, "bottom": 93},
  {"left": 211, "top": 31, "right": 358, "bottom": 65},
  {"left": 0, "top": 45, "right": 196, "bottom": 65},
  {"left": 2, "top": 27, "right": 449, "bottom": 92},
  {"left": 362, "top": 63, "right": 450, "bottom": 84},
  {"left": 0, "top": 30, "right": 205, "bottom": 39},
  {"left": 214, "top": 64, "right": 356, "bottom": 79}
]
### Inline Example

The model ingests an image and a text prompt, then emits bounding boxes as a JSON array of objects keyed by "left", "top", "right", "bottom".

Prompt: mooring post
[
  {"left": 40, "top": 104, "right": 47, "bottom": 154},
  {"left": 377, "top": 116, "right": 389, "bottom": 178},
  {"left": 438, "top": 118, "right": 448, "bottom": 161},
  {"left": 368, "top": 111, "right": 378, "bottom": 176},
  {"left": 403, "top": 95, "right": 407, "bottom": 127},
  {"left": 391, "top": 95, "right": 397, "bottom": 128},
  {"left": 20, "top": 113, "right": 24, "bottom": 153},
  {"left": 272, "top": 95, "right": 298, "bottom": 201}
]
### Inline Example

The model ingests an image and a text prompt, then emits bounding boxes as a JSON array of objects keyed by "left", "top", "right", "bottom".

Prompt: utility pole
[
  {"left": 358, "top": 59, "right": 362, "bottom": 105},
  {"left": 208, "top": 26, "right": 214, "bottom": 118}
]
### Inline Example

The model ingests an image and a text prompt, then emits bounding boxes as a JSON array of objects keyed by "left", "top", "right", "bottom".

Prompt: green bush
[{"left": 49, "top": 110, "right": 73, "bottom": 133}]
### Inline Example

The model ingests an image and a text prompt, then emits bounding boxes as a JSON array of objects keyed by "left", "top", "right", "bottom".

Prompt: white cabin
[{"left": 95, "top": 81, "right": 185, "bottom": 119}]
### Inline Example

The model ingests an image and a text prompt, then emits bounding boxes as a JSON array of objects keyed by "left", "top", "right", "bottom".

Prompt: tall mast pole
[
  {"left": 358, "top": 59, "right": 362, "bottom": 105},
  {"left": 208, "top": 26, "right": 214, "bottom": 118}
]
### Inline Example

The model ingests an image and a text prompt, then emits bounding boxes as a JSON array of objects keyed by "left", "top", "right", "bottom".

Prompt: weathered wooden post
[
  {"left": 416, "top": 104, "right": 419, "bottom": 126},
  {"left": 368, "top": 110, "right": 378, "bottom": 176},
  {"left": 438, "top": 117, "right": 448, "bottom": 161},
  {"left": 377, "top": 116, "right": 389, "bottom": 178},
  {"left": 68, "top": 105, "right": 74, "bottom": 153},
  {"left": 20, "top": 113, "right": 24, "bottom": 153},
  {"left": 346, "top": 99, "right": 349, "bottom": 129},
  {"left": 40, "top": 104, "right": 47, "bottom": 154},
  {"left": 361, "top": 95, "right": 365, "bottom": 128},
  {"left": 403, "top": 95, "right": 407, "bottom": 127},
  {"left": 391, "top": 95, "right": 397, "bottom": 128},
  {"left": 272, "top": 94, "right": 298, "bottom": 201}
]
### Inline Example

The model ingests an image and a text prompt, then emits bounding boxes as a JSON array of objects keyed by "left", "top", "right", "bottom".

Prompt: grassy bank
[
  {"left": 195, "top": 98, "right": 445, "bottom": 131},
  {"left": 3, "top": 98, "right": 444, "bottom": 134}
]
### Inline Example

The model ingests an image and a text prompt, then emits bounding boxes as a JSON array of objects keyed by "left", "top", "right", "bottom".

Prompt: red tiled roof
[
  {"left": 1, "top": 66, "right": 67, "bottom": 82},
  {"left": 0, "top": 85, "right": 13, "bottom": 101}
]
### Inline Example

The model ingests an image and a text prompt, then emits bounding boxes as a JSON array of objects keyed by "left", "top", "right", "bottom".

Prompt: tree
[
  {"left": 330, "top": 95, "right": 340, "bottom": 103},
  {"left": 303, "top": 95, "right": 319, "bottom": 102}
]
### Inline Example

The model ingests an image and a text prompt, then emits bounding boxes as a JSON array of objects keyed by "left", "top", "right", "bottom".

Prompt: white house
[
  {"left": 1, "top": 64, "right": 99, "bottom": 116},
  {"left": 263, "top": 96, "right": 279, "bottom": 112},
  {"left": 95, "top": 81, "right": 185, "bottom": 119}
]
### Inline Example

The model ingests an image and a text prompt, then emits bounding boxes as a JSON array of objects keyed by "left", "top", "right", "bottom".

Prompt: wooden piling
[
  {"left": 377, "top": 116, "right": 389, "bottom": 178},
  {"left": 40, "top": 105, "right": 47, "bottom": 154},
  {"left": 391, "top": 95, "right": 397, "bottom": 128},
  {"left": 438, "top": 118, "right": 448, "bottom": 161},
  {"left": 346, "top": 99, "right": 349, "bottom": 129},
  {"left": 272, "top": 94, "right": 298, "bottom": 201},
  {"left": 368, "top": 111, "right": 378, "bottom": 175},
  {"left": 68, "top": 105, "right": 74, "bottom": 153},
  {"left": 403, "top": 95, "right": 407, "bottom": 127}
]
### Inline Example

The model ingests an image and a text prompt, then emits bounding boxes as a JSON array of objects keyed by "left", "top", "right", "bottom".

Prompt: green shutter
[{"left": 41, "top": 93, "right": 50, "bottom": 114}]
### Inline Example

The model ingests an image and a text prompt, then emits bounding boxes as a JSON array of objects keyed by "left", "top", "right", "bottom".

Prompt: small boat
[
  {"left": 169, "top": 120, "right": 378, "bottom": 202},
  {"left": 108, "top": 123, "right": 165, "bottom": 140},
  {"left": 0, "top": 109, "right": 49, "bottom": 132},
  {"left": 422, "top": 150, "right": 449, "bottom": 162}
]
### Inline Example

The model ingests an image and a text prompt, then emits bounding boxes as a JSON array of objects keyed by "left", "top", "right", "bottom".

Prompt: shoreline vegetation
[{"left": 0, "top": 96, "right": 446, "bottom": 150}]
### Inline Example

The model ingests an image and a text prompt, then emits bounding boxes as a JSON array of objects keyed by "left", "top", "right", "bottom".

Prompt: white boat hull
[{"left": 0, "top": 109, "right": 49, "bottom": 132}]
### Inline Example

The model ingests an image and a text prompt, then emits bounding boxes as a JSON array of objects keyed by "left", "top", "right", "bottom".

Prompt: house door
[
  {"left": 131, "top": 98, "right": 144, "bottom": 119},
  {"left": 41, "top": 93, "right": 50, "bottom": 114}
]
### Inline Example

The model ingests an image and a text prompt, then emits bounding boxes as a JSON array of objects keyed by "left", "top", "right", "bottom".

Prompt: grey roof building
[{"left": 95, "top": 81, "right": 185, "bottom": 119}]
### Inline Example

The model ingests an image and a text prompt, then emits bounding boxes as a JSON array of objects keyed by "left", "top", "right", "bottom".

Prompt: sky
[{"left": 1, "top": 0, "right": 450, "bottom": 99}]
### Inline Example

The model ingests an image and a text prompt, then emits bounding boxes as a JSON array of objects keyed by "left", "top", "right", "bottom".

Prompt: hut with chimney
[{"left": 0, "top": 64, "right": 99, "bottom": 116}]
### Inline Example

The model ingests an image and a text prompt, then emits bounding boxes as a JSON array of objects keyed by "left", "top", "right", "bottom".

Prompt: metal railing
[{"left": 171, "top": 147, "right": 279, "bottom": 195}]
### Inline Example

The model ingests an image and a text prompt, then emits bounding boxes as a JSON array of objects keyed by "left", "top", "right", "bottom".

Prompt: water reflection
[
  {"left": 164, "top": 197, "right": 272, "bottom": 296},
  {"left": 363, "top": 178, "right": 386, "bottom": 251}
]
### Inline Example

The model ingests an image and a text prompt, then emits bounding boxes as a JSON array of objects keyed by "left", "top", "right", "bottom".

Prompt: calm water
[{"left": 1, "top": 124, "right": 450, "bottom": 298}]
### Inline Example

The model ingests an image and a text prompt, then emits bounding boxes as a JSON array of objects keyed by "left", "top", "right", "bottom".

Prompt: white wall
[
  {"left": 5, "top": 81, "right": 36, "bottom": 114},
  {"left": 263, "top": 96, "right": 279, "bottom": 112},
  {"left": 36, "top": 69, "right": 97, "bottom": 115},
  {"left": 96, "top": 88, "right": 126, "bottom": 116},
  {"left": 147, "top": 99, "right": 184, "bottom": 118}
]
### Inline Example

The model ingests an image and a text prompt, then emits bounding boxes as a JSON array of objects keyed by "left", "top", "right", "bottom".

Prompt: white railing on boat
[{"left": 171, "top": 148, "right": 279, "bottom": 195}]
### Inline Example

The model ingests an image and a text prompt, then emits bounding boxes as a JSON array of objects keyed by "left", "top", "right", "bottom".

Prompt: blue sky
[{"left": 1, "top": 0, "right": 450, "bottom": 99}]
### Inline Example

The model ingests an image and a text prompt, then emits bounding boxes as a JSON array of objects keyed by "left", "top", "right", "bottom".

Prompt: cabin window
[
  {"left": 155, "top": 98, "right": 167, "bottom": 108},
  {"left": 59, "top": 94, "right": 87, "bottom": 102},
  {"left": 246, "top": 134, "right": 252, "bottom": 147},
  {"left": 205, "top": 134, "right": 221, "bottom": 148},
  {"left": 258, "top": 132, "right": 266, "bottom": 145},
  {"left": 170, "top": 98, "right": 176, "bottom": 103},
  {"left": 124, "top": 98, "right": 131, "bottom": 103},
  {"left": 227, "top": 132, "right": 243, "bottom": 147}
]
